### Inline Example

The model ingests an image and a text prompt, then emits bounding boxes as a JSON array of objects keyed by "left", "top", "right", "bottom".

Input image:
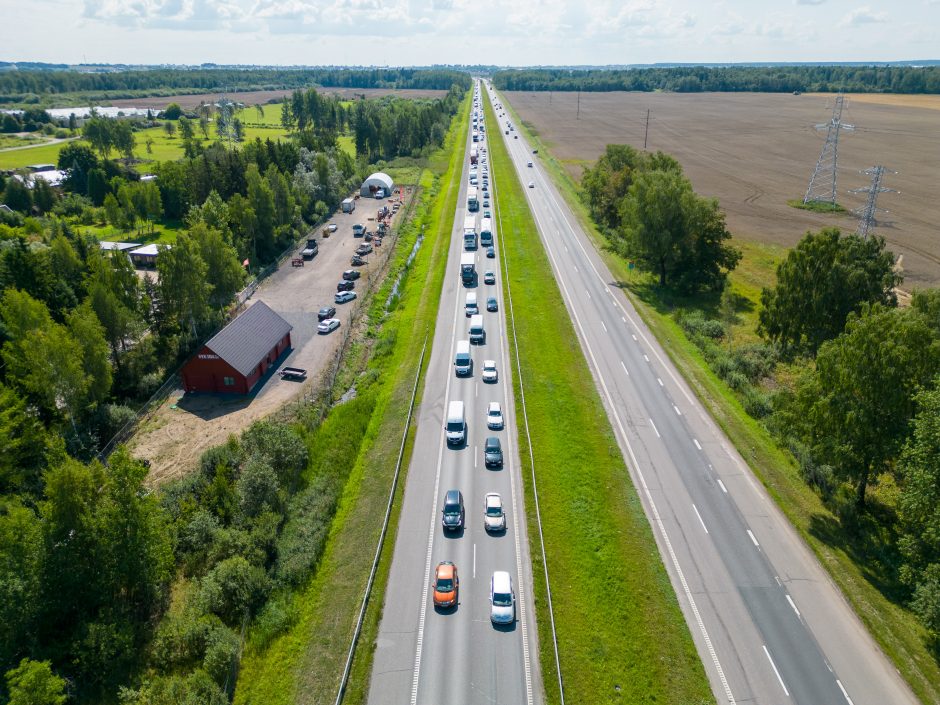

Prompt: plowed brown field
[{"left": 504, "top": 91, "right": 940, "bottom": 287}]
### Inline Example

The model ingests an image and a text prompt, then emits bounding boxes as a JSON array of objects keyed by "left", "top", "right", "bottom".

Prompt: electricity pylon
[
  {"left": 803, "top": 94, "right": 854, "bottom": 205},
  {"left": 849, "top": 166, "right": 897, "bottom": 239}
]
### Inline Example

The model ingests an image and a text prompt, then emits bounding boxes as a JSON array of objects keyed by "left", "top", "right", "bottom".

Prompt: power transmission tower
[
  {"left": 643, "top": 108, "right": 650, "bottom": 150},
  {"left": 803, "top": 93, "right": 854, "bottom": 205},
  {"left": 849, "top": 166, "right": 897, "bottom": 239}
]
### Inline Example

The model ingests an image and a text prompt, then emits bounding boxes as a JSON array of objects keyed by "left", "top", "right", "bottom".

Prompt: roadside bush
[
  {"left": 124, "top": 669, "right": 228, "bottom": 705},
  {"left": 199, "top": 438, "right": 243, "bottom": 482},
  {"left": 240, "top": 421, "right": 307, "bottom": 485},
  {"left": 732, "top": 343, "right": 778, "bottom": 382},
  {"left": 201, "top": 624, "right": 239, "bottom": 686},
  {"left": 724, "top": 370, "right": 749, "bottom": 392},
  {"left": 248, "top": 592, "right": 298, "bottom": 651},
  {"left": 742, "top": 385, "right": 773, "bottom": 419},
  {"left": 150, "top": 609, "right": 228, "bottom": 671},
  {"left": 677, "top": 310, "right": 725, "bottom": 341},
  {"left": 93, "top": 403, "right": 137, "bottom": 440},
  {"left": 273, "top": 475, "right": 337, "bottom": 587},
  {"left": 198, "top": 556, "right": 270, "bottom": 627},
  {"left": 236, "top": 456, "right": 280, "bottom": 519}
]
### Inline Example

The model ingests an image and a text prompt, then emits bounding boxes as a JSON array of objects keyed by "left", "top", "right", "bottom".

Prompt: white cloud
[
  {"left": 840, "top": 6, "right": 888, "bottom": 26},
  {"left": 796, "top": 0, "right": 826, "bottom": 5}
]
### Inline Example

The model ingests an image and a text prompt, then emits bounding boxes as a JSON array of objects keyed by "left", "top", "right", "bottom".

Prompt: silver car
[
  {"left": 486, "top": 401, "right": 503, "bottom": 430},
  {"left": 484, "top": 493, "right": 506, "bottom": 533}
]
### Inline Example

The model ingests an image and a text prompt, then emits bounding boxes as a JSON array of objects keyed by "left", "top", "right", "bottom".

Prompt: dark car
[
  {"left": 486, "top": 246, "right": 495, "bottom": 258},
  {"left": 350, "top": 254, "right": 366, "bottom": 266},
  {"left": 441, "top": 489, "right": 465, "bottom": 531},
  {"left": 318, "top": 306, "right": 336, "bottom": 321},
  {"left": 356, "top": 243, "right": 373, "bottom": 255},
  {"left": 342, "top": 269, "right": 361, "bottom": 281},
  {"left": 337, "top": 280, "right": 355, "bottom": 292},
  {"left": 487, "top": 296, "right": 498, "bottom": 312},
  {"left": 484, "top": 437, "right": 503, "bottom": 468}
]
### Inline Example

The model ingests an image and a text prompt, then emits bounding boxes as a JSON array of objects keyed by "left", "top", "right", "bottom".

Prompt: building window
[{"left": 223, "top": 376, "right": 235, "bottom": 386}]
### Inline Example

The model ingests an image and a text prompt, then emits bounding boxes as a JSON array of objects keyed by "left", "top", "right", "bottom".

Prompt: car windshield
[
  {"left": 436, "top": 577, "right": 453, "bottom": 591},
  {"left": 486, "top": 505, "right": 501, "bottom": 516},
  {"left": 446, "top": 421, "right": 462, "bottom": 432},
  {"left": 493, "top": 591, "right": 512, "bottom": 606},
  {"left": 489, "top": 409, "right": 499, "bottom": 416}
]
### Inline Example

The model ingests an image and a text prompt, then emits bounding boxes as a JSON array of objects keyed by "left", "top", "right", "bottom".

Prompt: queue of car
[{"left": 433, "top": 83, "right": 516, "bottom": 625}]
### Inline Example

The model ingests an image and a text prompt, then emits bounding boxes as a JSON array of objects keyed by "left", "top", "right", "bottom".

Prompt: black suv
[
  {"left": 337, "top": 280, "right": 355, "bottom": 292},
  {"left": 484, "top": 437, "right": 503, "bottom": 468},
  {"left": 441, "top": 489, "right": 465, "bottom": 531},
  {"left": 318, "top": 306, "right": 336, "bottom": 321}
]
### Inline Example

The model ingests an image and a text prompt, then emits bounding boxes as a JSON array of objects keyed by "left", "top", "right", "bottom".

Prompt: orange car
[{"left": 433, "top": 561, "right": 459, "bottom": 609}]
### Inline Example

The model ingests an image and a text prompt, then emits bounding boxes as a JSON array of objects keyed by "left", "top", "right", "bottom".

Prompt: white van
[
  {"left": 469, "top": 314, "right": 485, "bottom": 344},
  {"left": 465, "top": 292, "right": 478, "bottom": 317},
  {"left": 445, "top": 400, "right": 466, "bottom": 445},
  {"left": 490, "top": 571, "right": 515, "bottom": 625},
  {"left": 454, "top": 340, "right": 472, "bottom": 376}
]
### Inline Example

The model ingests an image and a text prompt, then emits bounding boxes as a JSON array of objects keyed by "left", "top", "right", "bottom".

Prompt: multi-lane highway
[
  {"left": 485, "top": 81, "right": 918, "bottom": 705},
  {"left": 368, "top": 83, "right": 541, "bottom": 705}
]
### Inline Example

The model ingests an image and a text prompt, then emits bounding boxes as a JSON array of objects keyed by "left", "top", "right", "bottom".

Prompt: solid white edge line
[
  {"left": 763, "top": 644, "right": 790, "bottom": 697},
  {"left": 747, "top": 529, "right": 760, "bottom": 548},
  {"left": 692, "top": 504, "right": 709, "bottom": 534},
  {"left": 473, "top": 543, "right": 477, "bottom": 579},
  {"left": 650, "top": 418, "right": 661, "bottom": 438},
  {"left": 837, "top": 679, "right": 856, "bottom": 705},
  {"left": 509, "top": 110, "right": 737, "bottom": 705},
  {"left": 786, "top": 593, "right": 801, "bottom": 620}
]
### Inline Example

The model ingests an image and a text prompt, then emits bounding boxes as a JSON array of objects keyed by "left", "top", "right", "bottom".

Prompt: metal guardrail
[
  {"left": 334, "top": 332, "right": 429, "bottom": 705},
  {"left": 488, "top": 87, "right": 567, "bottom": 705}
]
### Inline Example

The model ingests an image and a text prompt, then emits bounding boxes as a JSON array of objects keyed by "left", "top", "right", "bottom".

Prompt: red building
[{"left": 182, "top": 301, "right": 292, "bottom": 394}]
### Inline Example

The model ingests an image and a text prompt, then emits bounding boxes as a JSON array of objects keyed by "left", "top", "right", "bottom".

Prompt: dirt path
[
  {"left": 129, "top": 193, "right": 413, "bottom": 484},
  {"left": 0, "top": 136, "right": 77, "bottom": 153}
]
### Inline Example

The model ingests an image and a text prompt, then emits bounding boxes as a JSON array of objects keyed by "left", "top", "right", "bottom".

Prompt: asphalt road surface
[
  {"left": 367, "top": 83, "right": 542, "bottom": 705},
  {"left": 486, "top": 81, "right": 918, "bottom": 705}
]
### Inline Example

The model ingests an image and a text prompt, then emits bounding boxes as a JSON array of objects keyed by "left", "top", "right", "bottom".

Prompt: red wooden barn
[{"left": 182, "top": 301, "right": 293, "bottom": 394}]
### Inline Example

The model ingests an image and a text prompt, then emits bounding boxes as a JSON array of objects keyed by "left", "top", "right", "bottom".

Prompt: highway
[
  {"left": 485, "top": 82, "right": 919, "bottom": 705},
  {"left": 367, "top": 83, "right": 542, "bottom": 705}
]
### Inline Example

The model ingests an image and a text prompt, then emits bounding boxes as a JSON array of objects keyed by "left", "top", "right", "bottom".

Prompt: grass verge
[
  {"left": 232, "top": 90, "right": 470, "bottom": 705},
  {"left": 484, "top": 93, "right": 714, "bottom": 705},
  {"left": 787, "top": 198, "right": 849, "bottom": 214},
  {"left": 496, "top": 90, "right": 940, "bottom": 704}
]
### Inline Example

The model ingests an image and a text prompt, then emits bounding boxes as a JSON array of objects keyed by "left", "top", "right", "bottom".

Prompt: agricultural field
[
  {"left": 110, "top": 87, "right": 448, "bottom": 111},
  {"left": 504, "top": 91, "right": 940, "bottom": 287}
]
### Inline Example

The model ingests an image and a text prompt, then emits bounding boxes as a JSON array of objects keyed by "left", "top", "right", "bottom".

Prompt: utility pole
[
  {"left": 849, "top": 166, "right": 897, "bottom": 239},
  {"left": 643, "top": 109, "right": 650, "bottom": 150},
  {"left": 803, "top": 93, "right": 854, "bottom": 205}
]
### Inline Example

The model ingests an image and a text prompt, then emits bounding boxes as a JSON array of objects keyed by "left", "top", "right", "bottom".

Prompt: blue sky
[{"left": 2, "top": 0, "right": 937, "bottom": 65}]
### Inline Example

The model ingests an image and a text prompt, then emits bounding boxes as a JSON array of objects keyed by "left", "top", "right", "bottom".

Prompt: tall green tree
[
  {"left": 784, "top": 304, "right": 940, "bottom": 508},
  {"left": 157, "top": 236, "right": 211, "bottom": 337},
  {"left": 58, "top": 143, "right": 99, "bottom": 195},
  {"left": 0, "top": 502, "right": 43, "bottom": 665},
  {"left": 0, "top": 385, "right": 52, "bottom": 494},
  {"left": 67, "top": 302, "right": 113, "bottom": 406},
  {"left": 4, "top": 659, "right": 67, "bottom": 705},
  {"left": 759, "top": 229, "right": 900, "bottom": 355},
  {"left": 188, "top": 223, "right": 244, "bottom": 309},
  {"left": 246, "top": 163, "right": 276, "bottom": 260},
  {"left": 3, "top": 178, "right": 32, "bottom": 213}
]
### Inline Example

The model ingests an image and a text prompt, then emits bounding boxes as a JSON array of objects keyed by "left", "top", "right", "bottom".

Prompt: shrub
[
  {"left": 274, "top": 476, "right": 337, "bottom": 587},
  {"left": 742, "top": 385, "right": 773, "bottom": 419},
  {"left": 240, "top": 421, "right": 308, "bottom": 485},
  {"left": 236, "top": 456, "right": 280, "bottom": 519},
  {"left": 731, "top": 343, "right": 778, "bottom": 382},
  {"left": 202, "top": 624, "right": 239, "bottom": 686},
  {"left": 248, "top": 593, "right": 299, "bottom": 651},
  {"left": 198, "top": 556, "right": 270, "bottom": 627},
  {"left": 677, "top": 310, "right": 725, "bottom": 341}
]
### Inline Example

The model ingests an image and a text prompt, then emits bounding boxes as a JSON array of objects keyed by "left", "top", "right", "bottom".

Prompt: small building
[
  {"left": 129, "top": 243, "right": 168, "bottom": 268},
  {"left": 182, "top": 301, "right": 292, "bottom": 395},
  {"left": 99, "top": 241, "right": 141, "bottom": 253},
  {"left": 360, "top": 172, "right": 394, "bottom": 199}
]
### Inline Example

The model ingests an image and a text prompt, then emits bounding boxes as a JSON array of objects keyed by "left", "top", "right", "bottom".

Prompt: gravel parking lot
[{"left": 130, "top": 191, "right": 412, "bottom": 484}]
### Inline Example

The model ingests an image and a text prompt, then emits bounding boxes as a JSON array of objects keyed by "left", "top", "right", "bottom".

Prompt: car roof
[
  {"left": 485, "top": 492, "right": 501, "bottom": 505},
  {"left": 483, "top": 359, "right": 496, "bottom": 366},
  {"left": 485, "top": 436, "right": 500, "bottom": 447},
  {"left": 444, "top": 488, "right": 461, "bottom": 503},
  {"left": 488, "top": 401, "right": 500, "bottom": 410},
  {"left": 436, "top": 561, "right": 455, "bottom": 576}
]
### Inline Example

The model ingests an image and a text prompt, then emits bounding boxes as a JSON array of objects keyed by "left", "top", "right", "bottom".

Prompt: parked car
[
  {"left": 483, "top": 493, "right": 506, "bottom": 533},
  {"left": 342, "top": 269, "right": 361, "bottom": 281},
  {"left": 487, "top": 296, "right": 498, "bottom": 312},
  {"left": 486, "top": 402, "right": 503, "bottom": 430},
  {"left": 327, "top": 223, "right": 338, "bottom": 232},
  {"left": 356, "top": 243, "right": 373, "bottom": 255},
  {"left": 484, "top": 270, "right": 496, "bottom": 285},
  {"left": 350, "top": 254, "right": 366, "bottom": 266},
  {"left": 317, "top": 305, "right": 336, "bottom": 321},
  {"left": 336, "top": 280, "right": 355, "bottom": 292},
  {"left": 486, "top": 246, "right": 495, "bottom": 258},
  {"left": 482, "top": 359, "right": 498, "bottom": 383},
  {"left": 484, "top": 436, "right": 503, "bottom": 468},
  {"left": 334, "top": 291, "right": 357, "bottom": 304},
  {"left": 433, "top": 561, "right": 459, "bottom": 609},
  {"left": 317, "top": 318, "right": 340, "bottom": 334}
]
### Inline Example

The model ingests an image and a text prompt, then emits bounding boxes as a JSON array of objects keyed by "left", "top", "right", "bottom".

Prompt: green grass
[
  {"left": 495, "top": 89, "right": 940, "bottom": 705},
  {"left": 73, "top": 218, "right": 184, "bottom": 245},
  {"left": 0, "top": 139, "right": 78, "bottom": 169},
  {"left": 232, "top": 90, "right": 471, "bottom": 705},
  {"left": 337, "top": 134, "right": 356, "bottom": 158},
  {"left": 787, "top": 198, "right": 849, "bottom": 214},
  {"left": 0, "top": 133, "right": 58, "bottom": 149},
  {"left": 484, "top": 94, "right": 714, "bottom": 705}
]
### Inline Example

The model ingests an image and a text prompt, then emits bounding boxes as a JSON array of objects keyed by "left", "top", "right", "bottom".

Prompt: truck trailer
[
  {"left": 463, "top": 214, "right": 477, "bottom": 250},
  {"left": 460, "top": 252, "right": 475, "bottom": 284}
]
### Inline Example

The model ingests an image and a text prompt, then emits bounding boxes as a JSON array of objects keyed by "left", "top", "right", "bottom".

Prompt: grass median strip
[
  {"left": 484, "top": 94, "right": 714, "bottom": 705},
  {"left": 233, "top": 91, "right": 470, "bottom": 705},
  {"left": 497, "top": 89, "right": 940, "bottom": 704}
]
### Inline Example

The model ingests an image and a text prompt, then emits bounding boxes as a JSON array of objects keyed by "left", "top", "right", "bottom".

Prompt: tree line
[
  {"left": 580, "top": 144, "right": 940, "bottom": 647},
  {"left": 493, "top": 65, "right": 940, "bottom": 94},
  {"left": 0, "top": 67, "right": 472, "bottom": 107}
]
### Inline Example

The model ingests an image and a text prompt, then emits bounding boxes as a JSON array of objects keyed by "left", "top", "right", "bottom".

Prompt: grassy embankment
[
  {"left": 497, "top": 91, "right": 940, "bottom": 704},
  {"left": 233, "top": 90, "right": 470, "bottom": 705},
  {"left": 484, "top": 96, "right": 714, "bottom": 704}
]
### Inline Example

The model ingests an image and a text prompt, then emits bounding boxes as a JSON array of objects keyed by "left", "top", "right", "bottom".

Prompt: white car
[
  {"left": 486, "top": 401, "right": 503, "bottom": 430},
  {"left": 484, "top": 493, "right": 506, "bottom": 533},
  {"left": 528, "top": 181, "right": 535, "bottom": 188},
  {"left": 317, "top": 318, "right": 340, "bottom": 334},
  {"left": 482, "top": 359, "right": 498, "bottom": 383},
  {"left": 327, "top": 223, "right": 338, "bottom": 232},
  {"left": 490, "top": 571, "right": 515, "bottom": 625},
  {"left": 527, "top": 161, "right": 533, "bottom": 167}
]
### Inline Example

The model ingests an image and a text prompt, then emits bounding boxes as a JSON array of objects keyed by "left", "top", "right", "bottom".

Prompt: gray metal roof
[{"left": 204, "top": 301, "right": 292, "bottom": 377}]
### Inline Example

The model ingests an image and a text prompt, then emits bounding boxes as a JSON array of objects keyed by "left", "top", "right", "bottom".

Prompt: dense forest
[
  {"left": 0, "top": 82, "right": 467, "bottom": 702},
  {"left": 0, "top": 68, "right": 472, "bottom": 107},
  {"left": 493, "top": 65, "right": 940, "bottom": 93},
  {"left": 581, "top": 144, "right": 940, "bottom": 652}
]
